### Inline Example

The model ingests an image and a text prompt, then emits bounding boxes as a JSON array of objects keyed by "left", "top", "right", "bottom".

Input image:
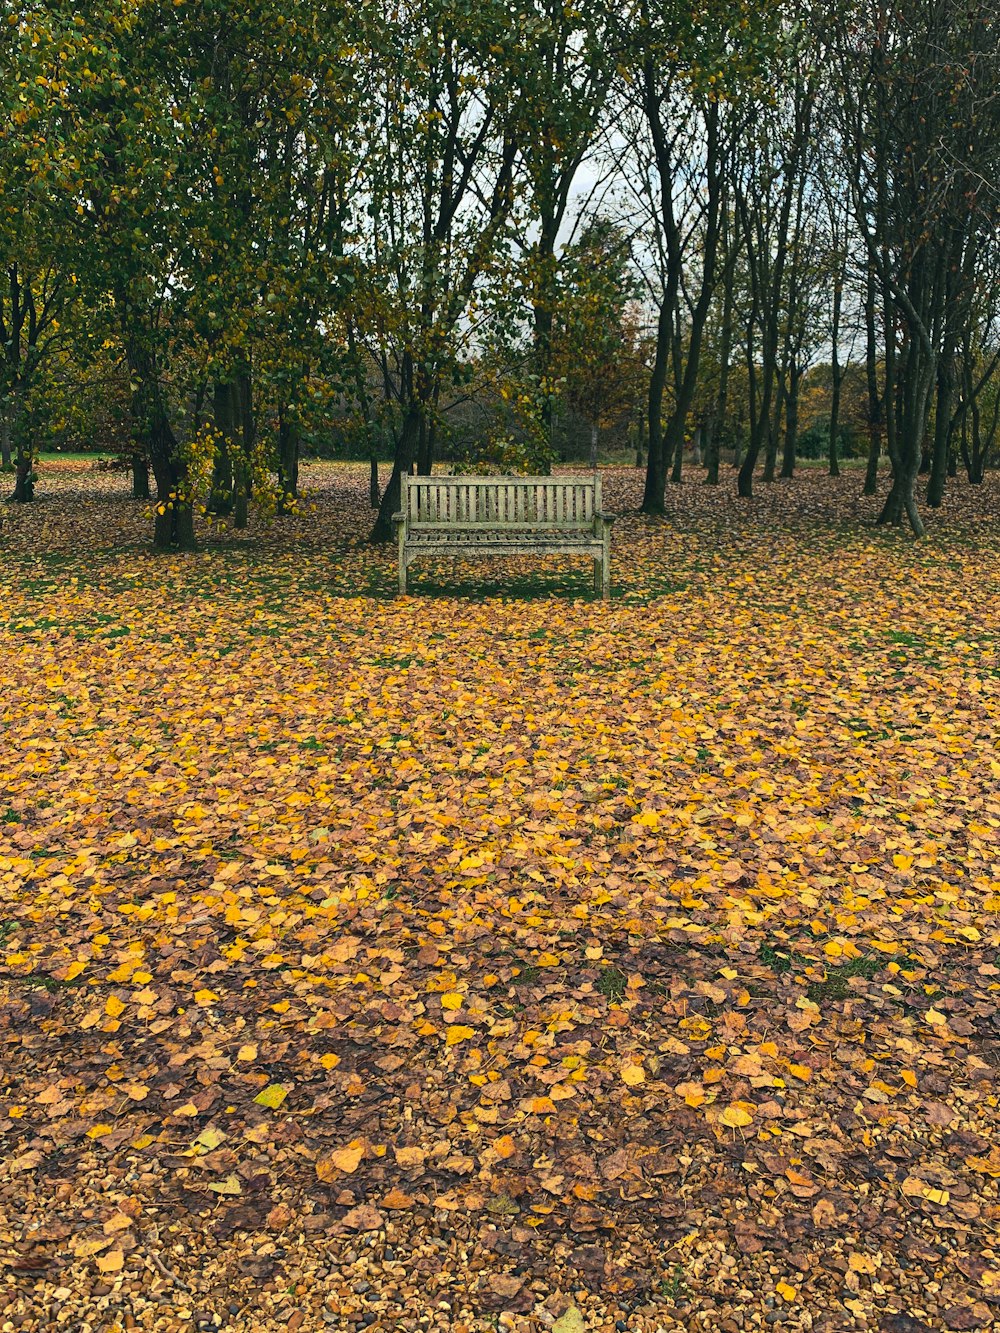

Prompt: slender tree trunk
[
  {"left": 878, "top": 333, "right": 932, "bottom": 536},
  {"left": 634, "top": 414, "right": 646, "bottom": 469},
  {"left": 763, "top": 375, "right": 783, "bottom": 482},
  {"left": 926, "top": 347, "right": 954, "bottom": 508},
  {"left": 589, "top": 422, "right": 599, "bottom": 469},
  {"left": 829, "top": 270, "right": 844, "bottom": 477},
  {"left": 705, "top": 275, "right": 733, "bottom": 487},
  {"left": 131, "top": 453, "right": 150, "bottom": 500},
  {"left": 233, "top": 370, "right": 253, "bottom": 529},
  {"left": 781, "top": 365, "right": 799, "bottom": 478},
  {"left": 863, "top": 262, "right": 881, "bottom": 495},
  {"left": 0, "top": 401, "right": 11, "bottom": 470},
  {"left": 417, "top": 415, "right": 432, "bottom": 476},
  {"left": 277, "top": 406, "right": 299, "bottom": 512},
  {"left": 668, "top": 422, "right": 684, "bottom": 484},
  {"left": 372, "top": 396, "right": 420, "bottom": 543},
  {"left": 737, "top": 339, "right": 762, "bottom": 497},
  {"left": 642, "top": 298, "right": 670, "bottom": 514},
  {"left": 209, "top": 382, "right": 234, "bottom": 516}
]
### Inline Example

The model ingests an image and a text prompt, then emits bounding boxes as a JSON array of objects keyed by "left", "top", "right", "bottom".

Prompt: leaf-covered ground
[{"left": 1, "top": 462, "right": 999, "bottom": 1333}]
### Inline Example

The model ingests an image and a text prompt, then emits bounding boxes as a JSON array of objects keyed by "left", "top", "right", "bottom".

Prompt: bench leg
[
  {"left": 593, "top": 557, "right": 602, "bottom": 597},
  {"left": 398, "top": 552, "right": 408, "bottom": 596}
]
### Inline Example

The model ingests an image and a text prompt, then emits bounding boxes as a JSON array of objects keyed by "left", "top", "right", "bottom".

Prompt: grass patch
[
  {"left": 595, "top": 965, "right": 628, "bottom": 1002},
  {"left": 807, "top": 954, "right": 881, "bottom": 1003}
]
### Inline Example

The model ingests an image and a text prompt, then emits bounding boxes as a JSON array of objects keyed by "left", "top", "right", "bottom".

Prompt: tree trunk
[
  {"left": 369, "top": 454, "right": 380, "bottom": 508},
  {"left": 10, "top": 451, "right": 34, "bottom": 503},
  {"left": 371, "top": 401, "right": 420, "bottom": 543},
  {"left": 705, "top": 277, "right": 733, "bottom": 487},
  {"left": 277, "top": 407, "right": 299, "bottom": 512},
  {"left": 863, "top": 264, "right": 882, "bottom": 496},
  {"left": 763, "top": 376, "right": 783, "bottom": 482},
  {"left": 667, "top": 419, "right": 684, "bottom": 484},
  {"left": 417, "top": 414, "right": 432, "bottom": 476},
  {"left": 926, "top": 348, "right": 954, "bottom": 508},
  {"left": 829, "top": 270, "right": 844, "bottom": 477},
  {"left": 642, "top": 298, "right": 670, "bottom": 514},
  {"left": 0, "top": 401, "right": 11, "bottom": 470},
  {"left": 703, "top": 410, "right": 719, "bottom": 485},
  {"left": 209, "top": 383, "right": 234, "bottom": 516},
  {"left": 233, "top": 370, "right": 254, "bottom": 528},
  {"left": 877, "top": 332, "right": 932, "bottom": 537},
  {"left": 131, "top": 453, "right": 150, "bottom": 500},
  {"left": 780, "top": 366, "right": 799, "bottom": 478}
]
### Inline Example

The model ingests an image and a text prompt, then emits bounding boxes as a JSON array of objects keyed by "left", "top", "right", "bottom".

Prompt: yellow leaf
[
  {"left": 900, "top": 1070, "right": 917, "bottom": 1088},
  {"left": 64, "top": 960, "right": 87, "bottom": 981},
  {"left": 236, "top": 1044, "right": 257, "bottom": 1062},
  {"left": 675, "top": 1081, "right": 705, "bottom": 1108},
  {"left": 319, "top": 1053, "right": 340, "bottom": 1070},
  {"left": 892, "top": 854, "right": 914, "bottom": 871},
  {"left": 921, "top": 1186, "right": 950, "bottom": 1205},
  {"left": 494, "top": 1134, "right": 516, "bottom": 1160},
  {"left": 194, "top": 1127, "right": 227, "bottom": 1152},
  {"left": 924, "top": 1009, "right": 947, "bottom": 1026},
  {"left": 253, "top": 1084, "right": 288, "bottom": 1110},
  {"left": 775, "top": 1280, "right": 797, "bottom": 1302},
  {"left": 720, "top": 1105, "right": 753, "bottom": 1128},
  {"left": 330, "top": 1141, "right": 365, "bottom": 1174},
  {"left": 445, "top": 1025, "right": 474, "bottom": 1046},
  {"left": 440, "top": 992, "right": 464, "bottom": 1010},
  {"left": 787, "top": 1064, "right": 812, "bottom": 1082},
  {"left": 621, "top": 1063, "right": 646, "bottom": 1087},
  {"left": 105, "top": 995, "right": 125, "bottom": 1019},
  {"left": 536, "top": 952, "right": 560, "bottom": 967},
  {"left": 95, "top": 1250, "right": 124, "bottom": 1274},
  {"left": 194, "top": 989, "right": 219, "bottom": 1006},
  {"left": 86, "top": 1123, "right": 113, "bottom": 1139},
  {"left": 206, "top": 1175, "right": 242, "bottom": 1196}
]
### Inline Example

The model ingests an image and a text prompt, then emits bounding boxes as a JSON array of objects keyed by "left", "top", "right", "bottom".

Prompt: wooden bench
[{"left": 393, "top": 473, "right": 614, "bottom": 598}]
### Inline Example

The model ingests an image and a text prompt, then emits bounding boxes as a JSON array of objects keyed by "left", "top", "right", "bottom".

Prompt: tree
[
  {"left": 363, "top": 0, "right": 526, "bottom": 542},
  {"left": 829, "top": 0, "right": 1000, "bottom": 533},
  {"left": 551, "top": 219, "right": 644, "bottom": 466}
]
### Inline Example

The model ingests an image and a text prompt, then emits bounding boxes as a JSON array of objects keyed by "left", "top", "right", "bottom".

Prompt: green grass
[
  {"left": 807, "top": 954, "right": 881, "bottom": 1002},
  {"left": 595, "top": 965, "right": 628, "bottom": 1002}
]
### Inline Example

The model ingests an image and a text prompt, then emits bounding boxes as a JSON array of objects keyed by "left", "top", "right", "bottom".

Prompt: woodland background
[{"left": 1, "top": 0, "right": 998, "bottom": 544}]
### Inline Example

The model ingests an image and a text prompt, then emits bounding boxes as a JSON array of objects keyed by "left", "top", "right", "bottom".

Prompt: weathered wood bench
[{"left": 393, "top": 473, "right": 614, "bottom": 597}]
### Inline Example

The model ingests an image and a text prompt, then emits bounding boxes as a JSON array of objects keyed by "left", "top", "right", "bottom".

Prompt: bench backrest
[{"left": 402, "top": 474, "right": 601, "bottom": 530}]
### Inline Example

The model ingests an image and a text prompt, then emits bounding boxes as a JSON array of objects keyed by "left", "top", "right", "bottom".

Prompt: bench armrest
[
  {"left": 392, "top": 511, "right": 405, "bottom": 527},
  {"left": 595, "top": 511, "right": 616, "bottom": 523}
]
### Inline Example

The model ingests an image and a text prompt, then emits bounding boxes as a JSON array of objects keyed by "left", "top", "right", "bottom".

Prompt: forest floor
[{"left": 1, "top": 462, "right": 999, "bottom": 1333}]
